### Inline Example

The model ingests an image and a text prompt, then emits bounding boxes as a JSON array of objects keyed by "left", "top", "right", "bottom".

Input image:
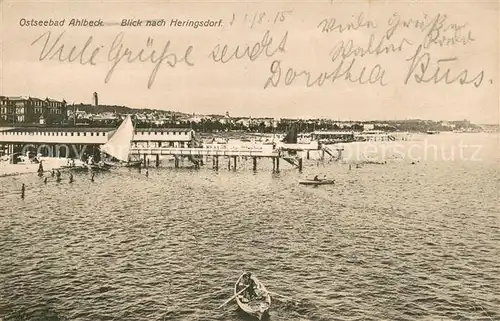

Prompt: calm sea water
[{"left": 0, "top": 133, "right": 498, "bottom": 321}]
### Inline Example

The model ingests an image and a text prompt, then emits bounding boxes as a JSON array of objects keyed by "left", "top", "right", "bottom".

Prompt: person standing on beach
[
  {"left": 69, "top": 173, "right": 74, "bottom": 183},
  {"left": 37, "top": 161, "right": 44, "bottom": 176},
  {"left": 21, "top": 184, "right": 25, "bottom": 199}
]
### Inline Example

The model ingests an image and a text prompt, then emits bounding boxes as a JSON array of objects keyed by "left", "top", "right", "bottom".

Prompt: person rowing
[
  {"left": 313, "top": 175, "right": 325, "bottom": 181},
  {"left": 243, "top": 272, "right": 258, "bottom": 299}
]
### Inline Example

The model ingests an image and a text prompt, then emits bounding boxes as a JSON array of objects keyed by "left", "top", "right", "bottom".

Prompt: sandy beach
[{"left": 0, "top": 157, "right": 84, "bottom": 177}]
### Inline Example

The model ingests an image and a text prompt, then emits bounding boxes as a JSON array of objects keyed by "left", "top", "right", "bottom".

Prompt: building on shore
[
  {"left": 0, "top": 96, "right": 67, "bottom": 126},
  {"left": 311, "top": 131, "right": 356, "bottom": 144}
]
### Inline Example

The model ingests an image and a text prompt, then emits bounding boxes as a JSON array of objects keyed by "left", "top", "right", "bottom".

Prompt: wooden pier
[
  {"left": 131, "top": 147, "right": 279, "bottom": 157},
  {"left": 130, "top": 147, "right": 296, "bottom": 171},
  {"left": 129, "top": 145, "right": 345, "bottom": 171}
]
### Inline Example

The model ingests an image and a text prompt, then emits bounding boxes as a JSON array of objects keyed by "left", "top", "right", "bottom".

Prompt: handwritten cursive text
[
  {"left": 31, "top": 31, "right": 102, "bottom": 65},
  {"left": 330, "top": 33, "right": 413, "bottom": 63},
  {"left": 107, "top": 32, "right": 194, "bottom": 89},
  {"left": 209, "top": 30, "right": 288, "bottom": 63},
  {"left": 404, "top": 45, "right": 484, "bottom": 87},
  {"left": 264, "top": 58, "right": 388, "bottom": 88},
  {"left": 318, "top": 13, "right": 377, "bottom": 33}
]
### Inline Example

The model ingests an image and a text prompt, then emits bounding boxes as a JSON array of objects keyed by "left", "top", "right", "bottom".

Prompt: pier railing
[{"left": 130, "top": 147, "right": 279, "bottom": 158}]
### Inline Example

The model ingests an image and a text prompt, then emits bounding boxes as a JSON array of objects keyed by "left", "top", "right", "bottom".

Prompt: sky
[{"left": 0, "top": 0, "right": 498, "bottom": 124}]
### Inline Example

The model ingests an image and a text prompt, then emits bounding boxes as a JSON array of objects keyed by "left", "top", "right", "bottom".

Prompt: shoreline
[{"left": 0, "top": 157, "right": 84, "bottom": 178}]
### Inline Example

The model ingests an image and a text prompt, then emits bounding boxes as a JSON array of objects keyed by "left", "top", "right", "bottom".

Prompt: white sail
[{"left": 100, "top": 116, "right": 134, "bottom": 162}]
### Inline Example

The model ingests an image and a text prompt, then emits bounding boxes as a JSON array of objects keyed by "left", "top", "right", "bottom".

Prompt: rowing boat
[
  {"left": 299, "top": 179, "right": 335, "bottom": 186},
  {"left": 102, "top": 160, "right": 142, "bottom": 168},
  {"left": 234, "top": 273, "right": 271, "bottom": 320},
  {"left": 85, "top": 163, "right": 111, "bottom": 171}
]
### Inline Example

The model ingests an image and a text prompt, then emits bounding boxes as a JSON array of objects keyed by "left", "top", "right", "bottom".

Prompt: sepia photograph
[{"left": 0, "top": 0, "right": 498, "bottom": 320}]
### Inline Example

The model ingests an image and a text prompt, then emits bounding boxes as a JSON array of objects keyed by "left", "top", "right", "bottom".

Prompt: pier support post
[
  {"left": 143, "top": 154, "right": 147, "bottom": 167},
  {"left": 276, "top": 158, "right": 280, "bottom": 172},
  {"left": 8, "top": 144, "right": 14, "bottom": 158},
  {"left": 337, "top": 149, "right": 343, "bottom": 161},
  {"left": 307, "top": 150, "right": 310, "bottom": 160},
  {"left": 298, "top": 158, "right": 303, "bottom": 172},
  {"left": 228, "top": 158, "right": 231, "bottom": 170},
  {"left": 156, "top": 155, "right": 160, "bottom": 168},
  {"left": 253, "top": 157, "right": 257, "bottom": 171},
  {"left": 215, "top": 157, "right": 219, "bottom": 171},
  {"left": 174, "top": 157, "right": 179, "bottom": 168},
  {"left": 272, "top": 158, "right": 276, "bottom": 171},
  {"left": 233, "top": 156, "right": 237, "bottom": 170}
]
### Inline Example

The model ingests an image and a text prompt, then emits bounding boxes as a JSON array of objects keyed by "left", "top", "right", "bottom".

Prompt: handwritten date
[{"left": 228, "top": 10, "right": 293, "bottom": 28}]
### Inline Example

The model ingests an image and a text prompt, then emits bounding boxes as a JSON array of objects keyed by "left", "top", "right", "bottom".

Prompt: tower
[{"left": 93, "top": 92, "right": 98, "bottom": 106}]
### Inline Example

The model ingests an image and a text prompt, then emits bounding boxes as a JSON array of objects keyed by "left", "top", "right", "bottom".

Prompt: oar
[
  {"left": 217, "top": 285, "right": 249, "bottom": 309},
  {"left": 267, "top": 291, "right": 300, "bottom": 302}
]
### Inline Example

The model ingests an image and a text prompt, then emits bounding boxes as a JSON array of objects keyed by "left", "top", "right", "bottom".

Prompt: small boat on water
[
  {"left": 84, "top": 163, "right": 110, "bottom": 171},
  {"left": 235, "top": 272, "right": 271, "bottom": 320},
  {"left": 60, "top": 165, "right": 89, "bottom": 172},
  {"left": 299, "top": 178, "right": 335, "bottom": 186},
  {"left": 363, "top": 160, "right": 387, "bottom": 165},
  {"left": 102, "top": 159, "right": 142, "bottom": 168}
]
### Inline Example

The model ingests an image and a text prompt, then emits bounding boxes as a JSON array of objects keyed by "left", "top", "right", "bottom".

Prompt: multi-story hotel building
[{"left": 0, "top": 96, "right": 67, "bottom": 125}]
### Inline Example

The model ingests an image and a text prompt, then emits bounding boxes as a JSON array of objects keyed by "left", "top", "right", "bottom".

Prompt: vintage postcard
[{"left": 0, "top": 0, "right": 498, "bottom": 320}]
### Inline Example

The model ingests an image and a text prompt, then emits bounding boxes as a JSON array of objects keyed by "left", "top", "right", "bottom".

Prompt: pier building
[
  {"left": 0, "top": 127, "right": 197, "bottom": 158},
  {"left": 132, "top": 128, "right": 198, "bottom": 148},
  {"left": 354, "top": 130, "right": 395, "bottom": 141},
  {"left": 311, "top": 131, "right": 356, "bottom": 143},
  {"left": 0, "top": 125, "right": 352, "bottom": 172}
]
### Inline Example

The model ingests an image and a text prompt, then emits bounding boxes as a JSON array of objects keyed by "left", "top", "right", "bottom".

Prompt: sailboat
[{"left": 99, "top": 115, "right": 142, "bottom": 168}]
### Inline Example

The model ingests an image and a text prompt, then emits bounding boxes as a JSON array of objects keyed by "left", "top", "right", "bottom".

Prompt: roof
[
  {"left": 46, "top": 98, "right": 64, "bottom": 102},
  {"left": 312, "top": 131, "right": 355, "bottom": 134},
  {"left": 6, "top": 96, "right": 25, "bottom": 101},
  {"left": 2, "top": 127, "right": 194, "bottom": 133},
  {"left": 136, "top": 128, "right": 193, "bottom": 132},
  {"left": 0, "top": 96, "right": 65, "bottom": 103},
  {"left": 3, "top": 127, "right": 116, "bottom": 133}
]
